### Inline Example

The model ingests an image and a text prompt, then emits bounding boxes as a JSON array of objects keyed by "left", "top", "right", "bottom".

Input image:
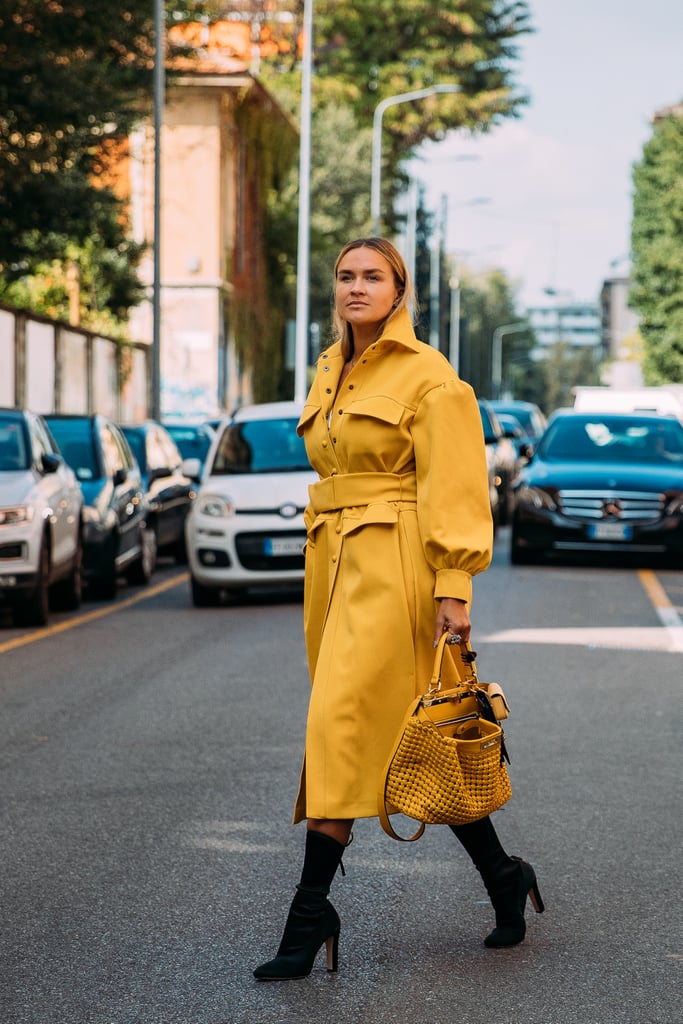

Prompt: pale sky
[{"left": 411, "top": 0, "right": 683, "bottom": 308}]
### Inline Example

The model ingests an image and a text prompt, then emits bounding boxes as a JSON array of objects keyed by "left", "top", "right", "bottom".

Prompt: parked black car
[
  {"left": 510, "top": 410, "right": 683, "bottom": 564},
  {"left": 45, "top": 414, "right": 156, "bottom": 598},
  {"left": 120, "top": 421, "right": 196, "bottom": 562},
  {"left": 489, "top": 400, "right": 547, "bottom": 442},
  {"left": 495, "top": 411, "right": 530, "bottom": 460},
  {"left": 478, "top": 400, "right": 519, "bottom": 526}
]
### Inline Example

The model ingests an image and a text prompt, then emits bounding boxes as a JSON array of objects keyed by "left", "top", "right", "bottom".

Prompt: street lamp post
[
  {"left": 293, "top": 0, "right": 314, "bottom": 404},
  {"left": 371, "top": 84, "right": 461, "bottom": 236},
  {"left": 449, "top": 275, "right": 461, "bottom": 372},
  {"left": 491, "top": 322, "right": 527, "bottom": 399},
  {"left": 151, "top": 0, "right": 164, "bottom": 420}
]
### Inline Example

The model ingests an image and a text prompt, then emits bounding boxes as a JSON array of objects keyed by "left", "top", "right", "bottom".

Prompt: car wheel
[
  {"left": 50, "top": 532, "right": 83, "bottom": 612},
  {"left": 510, "top": 535, "right": 543, "bottom": 565},
  {"left": 174, "top": 532, "right": 188, "bottom": 564},
  {"left": 90, "top": 531, "right": 118, "bottom": 600},
  {"left": 13, "top": 536, "right": 50, "bottom": 627},
  {"left": 127, "top": 525, "right": 157, "bottom": 585},
  {"left": 191, "top": 575, "right": 220, "bottom": 607},
  {"left": 497, "top": 473, "right": 513, "bottom": 527}
]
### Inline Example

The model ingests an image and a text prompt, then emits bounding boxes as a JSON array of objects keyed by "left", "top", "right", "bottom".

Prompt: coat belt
[{"left": 308, "top": 472, "right": 417, "bottom": 512}]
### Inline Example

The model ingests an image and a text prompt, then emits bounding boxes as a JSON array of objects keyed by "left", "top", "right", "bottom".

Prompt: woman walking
[{"left": 253, "top": 237, "right": 543, "bottom": 981}]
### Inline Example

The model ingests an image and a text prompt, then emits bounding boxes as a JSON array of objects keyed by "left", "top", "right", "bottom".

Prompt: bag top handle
[{"left": 428, "top": 631, "right": 478, "bottom": 693}]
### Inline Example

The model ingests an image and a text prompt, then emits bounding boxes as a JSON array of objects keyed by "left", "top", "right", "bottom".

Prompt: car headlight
[
  {"left": 665, "top": 495, "right": 683, "bottom": 515},
  {"left": 198, "top": 494, "right": 235, "bottom": 518},
  {"left": 0, "top": 506, "right": 34, "bottom": 526},
  {"left": 516, "top": 486, "right": 557, "bottom": 511}
]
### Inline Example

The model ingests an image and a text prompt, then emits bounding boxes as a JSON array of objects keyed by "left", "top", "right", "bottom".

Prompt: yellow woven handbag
[{"left": 378, "top": 632, "right": 512, "bottom": 841}]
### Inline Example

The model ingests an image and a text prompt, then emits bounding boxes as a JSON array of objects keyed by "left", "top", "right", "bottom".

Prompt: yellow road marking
[
  {"left": 0, "top": 572, "right": 190, "bottom": 656},
  {"left": 638, "top": 569, "right": 674, "bottom": 611},
  {"left": 638, "top": 569, "right": 683, "bottom": 651}
]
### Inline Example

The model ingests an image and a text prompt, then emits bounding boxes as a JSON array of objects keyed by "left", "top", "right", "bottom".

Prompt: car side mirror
[
  {"left": 113, "top": 467, "right": 127, "bottom": 487},
  {"left": 41, "top": 452, "right": 61, "bottom": 474},
  {"left": 182, "top": 457, "right": 202, "bottom": 481}
]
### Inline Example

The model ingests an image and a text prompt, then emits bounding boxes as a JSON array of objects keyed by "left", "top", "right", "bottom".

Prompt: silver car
[{"left": 0, "top": 408, "right": 83, "bottom": 626}]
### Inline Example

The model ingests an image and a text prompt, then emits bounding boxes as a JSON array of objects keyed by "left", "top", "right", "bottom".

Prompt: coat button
[
  {"left": 322, "top": 440, "right": 328, "bottom": 448},
  {"left": 331, "top": 469, "right": 337, "bottom": 475},
  {"left": 335, "top": 526, "right": 341, "bottom": 534}
]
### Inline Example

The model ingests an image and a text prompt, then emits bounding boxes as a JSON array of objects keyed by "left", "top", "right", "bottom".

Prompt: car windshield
[
  {"left": 0, "top": 416, "right": 30, "bottom": 471},
  {"left": 46, "top": 418, "right": 99, "bottom": 481},
  {"left": 166, "top": 425, "right": 213, "bottom": 461},
  {"left": 210, "top": 418, "right": 310, "bottom": 474},
  {"left": 496, "top": 406, "right": 535, "bottom": 433},
  {"left": 538, "top": 416, "right": 683, "bottom": 465}
]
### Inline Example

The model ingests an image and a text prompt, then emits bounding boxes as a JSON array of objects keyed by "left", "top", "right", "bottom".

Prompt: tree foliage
[
  {"left": 0, "top": 2, "right": 158, "bottom": 269},
  {"left": 539, "top": 343, "right": 600, "bottom": 413},
  {"left": 256, "top": 0, "right": 532, "bottom": 358},
  {"left": 261, "top": 0, "right": 532, "bottom": 228},
  {"left": 455, "top": 265, "right": 532, "bottom": 399},
  {"left": 313, "top": 1, "right": 531, "bottom": 136},
  {"left": 630, "top": 109, "right": 683, "bottom": 384}
]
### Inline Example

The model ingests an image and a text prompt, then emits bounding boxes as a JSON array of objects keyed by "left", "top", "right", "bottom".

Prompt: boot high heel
[
  {"left": 253, "top": 886, "right": 341, "bottom": 981},
  {"left": 484, "top": 856, "right": 545, "bottom": 948}
]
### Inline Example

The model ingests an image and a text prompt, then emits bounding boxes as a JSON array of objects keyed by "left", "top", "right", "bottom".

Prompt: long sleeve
[{"left": 412, "top": 377, "right": 493, "bottom": 604}]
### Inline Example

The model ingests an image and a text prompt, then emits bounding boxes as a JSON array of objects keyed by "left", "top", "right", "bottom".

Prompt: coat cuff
[{"left": 434, "top": 568, "right": 472, "bottom": 605}]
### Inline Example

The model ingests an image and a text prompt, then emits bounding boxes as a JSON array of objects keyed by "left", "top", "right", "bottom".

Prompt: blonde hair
[{"left": 332, "top": 237, "right": 416, "bottom": 361}]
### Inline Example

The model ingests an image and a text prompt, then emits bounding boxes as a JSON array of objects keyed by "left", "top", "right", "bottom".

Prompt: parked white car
[
  {"left": 185, "top": 402, "right": 315, "bottom": 605},
  {"left": 0, "top": 408, "right": 83, "bottom": 626}
]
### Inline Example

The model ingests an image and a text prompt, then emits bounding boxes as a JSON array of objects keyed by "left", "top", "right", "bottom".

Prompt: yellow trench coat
[{"left": 293, "top": 308, "right": 493, "bottom": 823}]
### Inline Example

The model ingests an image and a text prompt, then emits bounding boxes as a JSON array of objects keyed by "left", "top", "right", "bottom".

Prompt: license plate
[
  {"left": 588, "top": 522, "right": 632, "bottom": 541},
  {"left": 264, "top": 537, "right": 303, "bottom": 557}
]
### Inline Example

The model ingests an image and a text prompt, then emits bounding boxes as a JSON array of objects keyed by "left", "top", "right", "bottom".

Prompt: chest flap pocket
[{"left": 344, "top": 395, "right": 406, "bottom": 425}]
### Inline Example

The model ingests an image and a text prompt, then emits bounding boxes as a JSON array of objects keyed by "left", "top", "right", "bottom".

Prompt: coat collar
[
  {"left": 319, "top": 307, "right": 422, "bottom": 366},
  {"left": 376, "top": 307, "right": 423, "bottom": 352}
]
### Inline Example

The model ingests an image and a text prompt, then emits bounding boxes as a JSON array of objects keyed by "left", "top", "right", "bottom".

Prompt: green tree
[
  {"left": 313, "top": 1, "right": 531, "bottom": 136},
  {"left": 0, "top": 2, "right": 159, "bottom": 270},
  {"left": 455, "top": 265, "right": 532, "bottom": 398},
  {"left": 0, "top": 1, "right": 168, "bottom": 333},
  {"left": 540, "top": 343, "right": 600, "bottom": 413},
  {"left": 630, "top": 108, "right": 683, "bottom": 384},
  {"left": 213, "top": 1, "right": 532, "bottom": 230}
]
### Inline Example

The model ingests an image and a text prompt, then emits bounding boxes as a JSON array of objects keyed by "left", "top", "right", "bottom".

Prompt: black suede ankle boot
[
  {"left": 450, "top": 818, "right": 544, "bottom": 947},
  {"left": 253, "top": 831, "right": 346, "bottom": 980}
]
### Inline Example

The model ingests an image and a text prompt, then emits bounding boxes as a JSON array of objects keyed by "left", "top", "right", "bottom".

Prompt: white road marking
[{"left": 481, "top": 625, "right": 683, "bottom": 652}]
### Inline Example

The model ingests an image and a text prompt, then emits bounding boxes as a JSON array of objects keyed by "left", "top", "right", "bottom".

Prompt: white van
[{"left": 572, "top": 386, "right": 683, "bottom": 420}]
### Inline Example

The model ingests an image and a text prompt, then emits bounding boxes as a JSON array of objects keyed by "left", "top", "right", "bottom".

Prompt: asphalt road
[{"left": 1, "top": 535, "right": 681, "bottom": 1024}]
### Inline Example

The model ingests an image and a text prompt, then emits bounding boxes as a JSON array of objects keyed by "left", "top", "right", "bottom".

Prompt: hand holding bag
[{"left": 378, "top": 632, "right": 512, "bottom": 841}]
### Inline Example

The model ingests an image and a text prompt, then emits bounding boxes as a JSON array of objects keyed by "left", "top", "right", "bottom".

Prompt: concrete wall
[{"left": 0, "top": 303, "right": 149, "bottom": 421}]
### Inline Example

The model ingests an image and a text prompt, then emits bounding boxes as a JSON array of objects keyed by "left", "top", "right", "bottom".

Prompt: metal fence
[{"left": 0, "top": 302, "right": 150, "bottom": 421}]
